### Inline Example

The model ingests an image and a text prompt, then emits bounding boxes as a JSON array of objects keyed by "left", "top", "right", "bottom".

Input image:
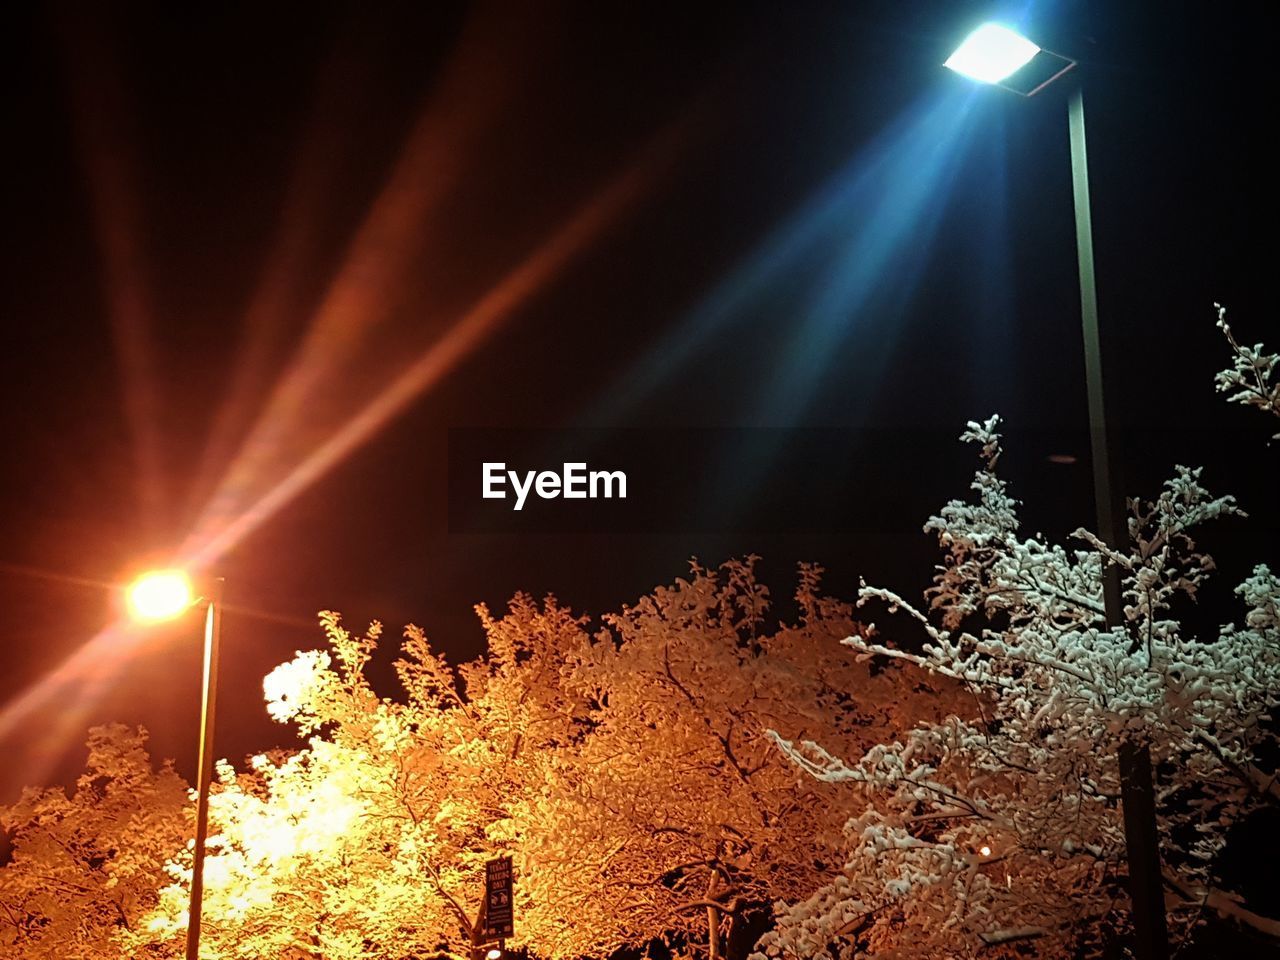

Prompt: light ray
[
  {"left": 0, "top": 146, "right": 672, "bottom": 784},
  {"left": 750, "top": 88, "right": 979, "bottom": 424},
  {"left": 182, "top": 41, "right": 372, "bottom": 523},
  {"left": 699, "top": 89, "right": 982, "bottom": 520},
  {"left": 0, "top": 590, "right": 316, "bottom": 790},
  {"left": 581, "top": 87, "right": 981, "bottom": 428},
  {"left": 0, "top": 622, "right": 144, "bottom": 787},
  {"left": 0, "top": 560, "right": 116, "bottom": 593},
  {"left": 182, "top": 8, "right": 519, "bottom": 561},
  {"left": 181, "top": 141, "right": 672, "bottom": 569},
  {"left": 2, "top": 9, "right": 693, "bottom": 781},
  {"left": 61, "top": 16, "right": 166, "bottom": 538}
]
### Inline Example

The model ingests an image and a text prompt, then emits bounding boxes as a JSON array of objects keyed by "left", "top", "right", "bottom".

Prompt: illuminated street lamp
[
  {"left": 944, "top": 22, "right": 1076, "bottom": 96},
  {"left": 126, "top": 569, "right": 194, "bottom": 621},
  {"left": 943, "top": 23, "right": 1040, "bottom": 85},
  {"left": 126, "top": 569, "right": 224, "bottom": 960},
  {"left": 945, "top": 23, "right": 1169, "bottom": 960}
]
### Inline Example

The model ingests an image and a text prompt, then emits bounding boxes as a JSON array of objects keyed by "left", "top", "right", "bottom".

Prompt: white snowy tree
[
  {"left": 1214, "top": 304, "right": 1280, "bottom": 438},
  {"left": 756, "top": 311, "right": 1280, "bottom": 959}
]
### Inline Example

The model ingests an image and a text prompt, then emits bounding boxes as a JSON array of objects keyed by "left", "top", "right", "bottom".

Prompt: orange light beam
[
  {"left": 0, "top": 560, "right": 117, "bottom": 593},
  {"left": 0, "top": 67, "right": 701, "bottom": 778},
  {"left": 60, "top": 12, "right": 166, "bottom": 537},
  {"left": 187, "top": 8, "right": 521, "bottom": 547},
  {"left": 0, "top": 596, "right": 313, "bottom": 775},
  {"left": 182, "top": 56, "right": 363, "bottom": 521},
  {"left": 0, "top": 134, "right": 663, "bottom": 762},
  {"left": 0, "top": 622, "right": 137, "bottom": 779},
  {"left": 182, "top": 137, "right": 676, "bottom": 570}
]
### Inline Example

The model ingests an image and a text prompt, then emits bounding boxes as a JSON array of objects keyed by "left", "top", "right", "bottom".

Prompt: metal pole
[
  {"left": 184, "top": 578, "right": 224, "bottom": 960},
  {"left": 1067, "top": 83, "right": 1169, "bottom": 960}
]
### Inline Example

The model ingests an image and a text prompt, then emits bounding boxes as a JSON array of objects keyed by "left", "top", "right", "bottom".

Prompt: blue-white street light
[
  {"left": 945, "top": 22, "right": 1077, "bottom": 97},
  {"left": 944, "top": 23, "right": 1040, "bottom": 84},
  {"left": 944, "top": 22, "right": 1171, "bottom": 960}
]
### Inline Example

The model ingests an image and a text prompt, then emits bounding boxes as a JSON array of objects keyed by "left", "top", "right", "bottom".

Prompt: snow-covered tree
[
  {"left": 756, "top": 310, "right": 1280, "bottom": 959},
  {"left": 520, "top": 558, "right": 962, "bottom": 960},
  {"left": 131, "top": 602, "right": 593, "bottom": 960},
  {"left": 126, "top": 563, "right": 949, "bottom": 960},
  {"left": 0, "top": 725, "right": 189, "bottom": 960},
  {"left": 1214, "top": 304, "right": 1280, "bottom": 439},
  {"left": 17, "top": 310, "right": 1275, "bottom": 960}
]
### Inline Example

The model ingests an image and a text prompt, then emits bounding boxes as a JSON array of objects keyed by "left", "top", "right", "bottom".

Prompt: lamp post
[
  {"left": 126, "top": 569, "right": 225, "bottom": 960},
  {"left": 945, "top": 23, "right": 1170, "bottom": 960}
]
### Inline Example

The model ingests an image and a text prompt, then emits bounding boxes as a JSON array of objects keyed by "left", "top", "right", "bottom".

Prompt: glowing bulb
[
  {"left": 126, "top": 570, "right": 194, "bottom": 622},
  {"left": 944, "top": 23, "right": 1040, "bottom": 84},
  {"left": 486, "top": 950, "right": 502, "bottom": 959},
  {"left": 979, "top": 844, "right": 993, "bottom": 858}
]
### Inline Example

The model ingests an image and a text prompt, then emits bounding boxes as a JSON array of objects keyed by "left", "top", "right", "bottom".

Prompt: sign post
[{"left": 482, "top": 856, "right": 514, "bottom": 941}]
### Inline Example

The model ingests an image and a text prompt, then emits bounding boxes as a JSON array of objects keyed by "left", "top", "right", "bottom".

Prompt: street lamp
[
  {"left": 126, "top": 569, "right": 193, "bottom": 622},
  {"left": 943, "top": 23, "right": 1041, "bottom": 85},
  {"left": 945, "top": 24, "right": 1170, "bottom": 960},
  {"left": 126, "top": 569, "right": 224, "bottom": 960}
]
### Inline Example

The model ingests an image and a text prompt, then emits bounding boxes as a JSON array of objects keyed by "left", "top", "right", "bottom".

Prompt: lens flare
[
  {"left": 178, "top": 114, "right": 684, "bottom": 571},
  {"left": 63, "top": 16, "right": 168, "bottom": 540},
  {"left": 584, "top": 88, "right": 979, "bottom": 430},
  {"left": 1, "top": 14, "right": 692, "bottom": 785}
]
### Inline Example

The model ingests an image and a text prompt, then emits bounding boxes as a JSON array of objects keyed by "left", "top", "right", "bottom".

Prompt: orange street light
[
  {"left": 126, "top": 569, "right": 224, "bottom": 960},
  {"left": 126, "top": 569, "right": 194, "bottom": 622}
]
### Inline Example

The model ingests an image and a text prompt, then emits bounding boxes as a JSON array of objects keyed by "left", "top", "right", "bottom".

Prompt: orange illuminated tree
[
  {"left": 0, "top": 725, "right": 189, "bottom": 960},
  {"left": 0, "top": 569, "right": 956, "bottom": 960},
  {"left": 519, "top": 559, "right": 962, "bottom": 960},
  {"left": 123, "top": 563, "right": 951, "bottom": 960},
  {"left": 129, "top": 596, "right": 601, "bottom": 960}
]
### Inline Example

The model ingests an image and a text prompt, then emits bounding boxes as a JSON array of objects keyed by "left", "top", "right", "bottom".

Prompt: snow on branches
[
  {"left": 3, "top": 306, "right": 1277, "bottom": 960},
  {"left": 132, "top": 605, "right": 593, "bottom": 960},
  {"left": 0, "top": 725, "right": 190, "bottom": 960},
  {"left": 759, "top": 409, "right": 1280, "bottom": 959},
  {"left": 1214, "top": 304, "right": 1280, "bottom": 438},
  {"left": 520, "top": 558, "right": 961, "bottom": 960},
  {"left": 102, "top": 565, "right": 948, "bottom": 960}
]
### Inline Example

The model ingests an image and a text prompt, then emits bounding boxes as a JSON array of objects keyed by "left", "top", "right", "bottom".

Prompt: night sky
[{"left": 0, "top": 1, "right": 1272, "bottom": 800}]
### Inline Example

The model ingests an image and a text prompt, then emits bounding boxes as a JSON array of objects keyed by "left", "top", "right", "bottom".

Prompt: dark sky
[{"left": 0, "top": 1, "right": 1272, "bottom": 798}]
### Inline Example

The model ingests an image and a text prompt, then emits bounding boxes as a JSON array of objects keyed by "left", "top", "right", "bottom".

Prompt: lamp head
[
  {"left": 944, "top": 23, "right": 1041, "bottom": 84},
  {"left": 944, "top": 22, "right": 1076, "bottom": 96},
  {"left": 126, "top": 569, "right": 195, "bottom": 622}
]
